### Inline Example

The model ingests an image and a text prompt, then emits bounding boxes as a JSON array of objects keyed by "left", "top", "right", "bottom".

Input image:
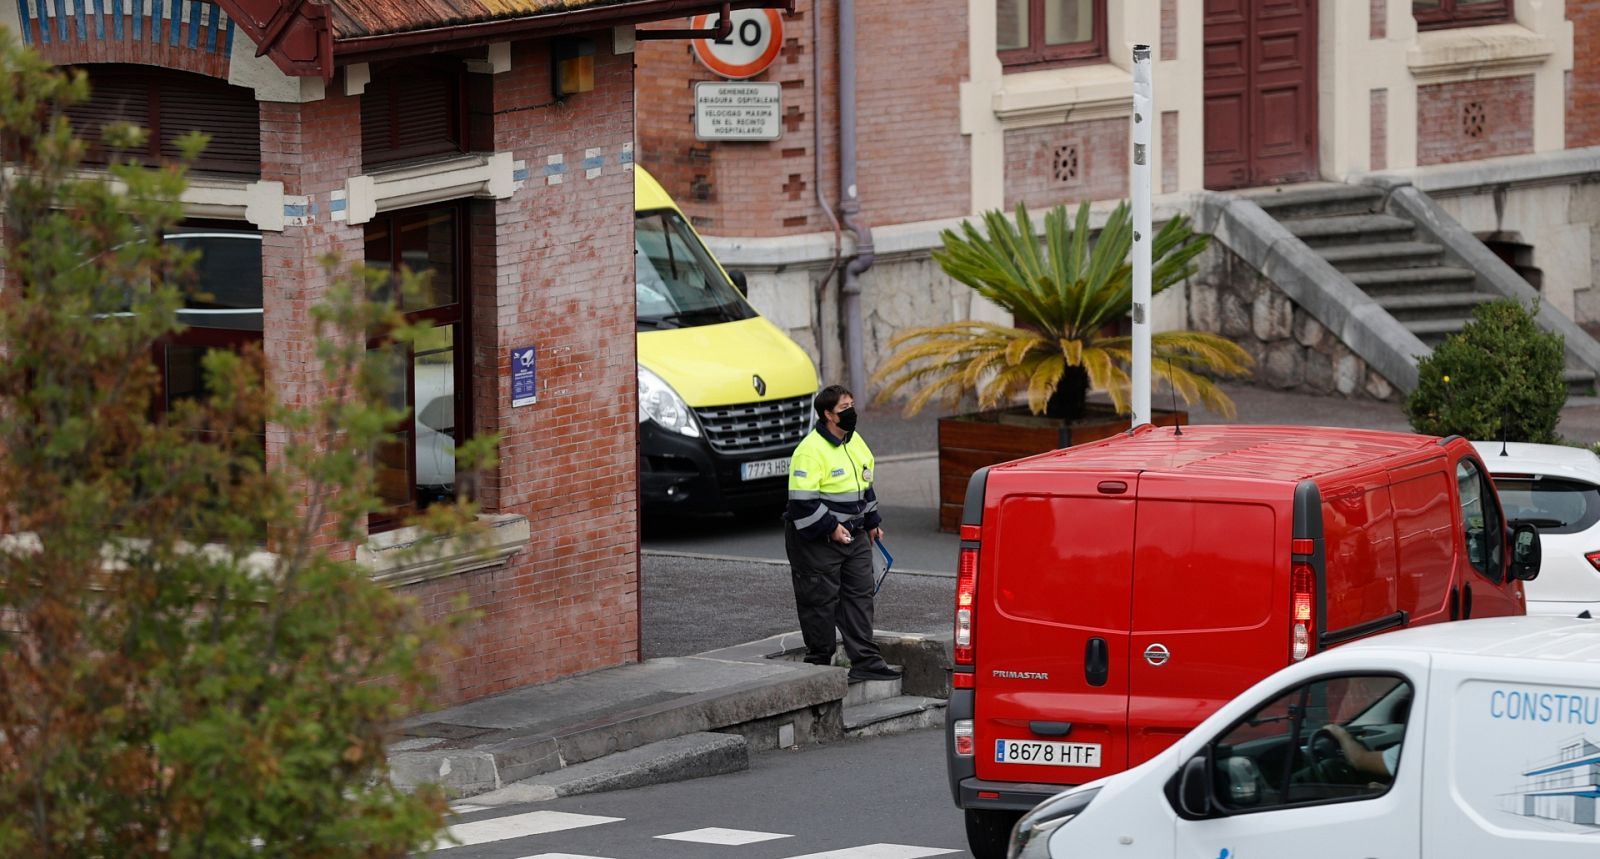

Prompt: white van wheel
[{"left": 965, "top": 809, "right": 1022, "bottom": 859}]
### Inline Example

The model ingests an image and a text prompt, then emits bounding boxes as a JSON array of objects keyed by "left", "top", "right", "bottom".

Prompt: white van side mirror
[
  {"left": 1509, "top": 521, "right": 1541, "bottom": 582},
  {"left": 1176, "top": 754, "right": 1213, "bottom": 819}
]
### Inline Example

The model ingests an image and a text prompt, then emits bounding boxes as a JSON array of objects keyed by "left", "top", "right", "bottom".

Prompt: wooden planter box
[{"left": 936, "top": 405, "right": 1189, "bottom": 532}]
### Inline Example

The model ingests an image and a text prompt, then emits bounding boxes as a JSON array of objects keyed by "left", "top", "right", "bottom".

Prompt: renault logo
[{"left": 752, "top": 374, "right": 767, "bottom": 396}]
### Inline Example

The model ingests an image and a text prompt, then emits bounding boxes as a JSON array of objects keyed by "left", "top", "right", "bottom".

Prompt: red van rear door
[
  {"left": 973, "top": 471, "right": 1139, "bottom": 786},
  {"left": 1126, "top": 474, "right": 1290, "bottom": 767}
]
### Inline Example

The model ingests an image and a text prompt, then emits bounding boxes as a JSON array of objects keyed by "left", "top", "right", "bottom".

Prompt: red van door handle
[
  {"left": 1449, "top": 586, "right": 1460, "bottom": 621},
  {"left": 1085, "top": 637, "right": 1109, "bottom": 687},
  {"left": 1463, "top": 583, "right": 1473, "bottom": 619}
]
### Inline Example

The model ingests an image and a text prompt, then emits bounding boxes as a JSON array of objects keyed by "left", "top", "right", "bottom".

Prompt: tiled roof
[{"left": 326, "top": 0, "right": 630, "bottom": 40}]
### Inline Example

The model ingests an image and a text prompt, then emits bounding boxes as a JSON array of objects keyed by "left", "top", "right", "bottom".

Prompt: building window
[
  {"left": 64, "top": 66, "right": 260, "bottom": 178},
  {"left": 360, "top": 63, "right": 468, "bottom": 168},
  {"left": 363, "top": 204, "right": 470, "bottom": 528},
  {"left": 998, "top": 0, "right": 1106, "bottom": 69},
  {"left": 1412, "top": 0, "right": 1512, "bottom": 30}
]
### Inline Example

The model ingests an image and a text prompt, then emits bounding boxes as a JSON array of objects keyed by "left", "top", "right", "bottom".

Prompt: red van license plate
[{"left": 995, "top": 739, "right": 1102, "bottom": 767}]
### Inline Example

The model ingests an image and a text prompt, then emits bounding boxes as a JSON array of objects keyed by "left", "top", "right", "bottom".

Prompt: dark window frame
[
  {"left": 1456, "top": 457, "right": 1506, "bottom": 584},
  {"left": 360, "top": 61, "right": 470, "bottom": 169},
  {"left": 998, "top": 0, "right": 1108, "bottom": 71},
  {"left": 361, "top": 202, "right": 472, "bottom": 532},
  {"left": 1413, "top": 0, "right": 1513, "bottom": 31},
  {"left": 63, "top": 65, "right": 261, "bottom": 178}
]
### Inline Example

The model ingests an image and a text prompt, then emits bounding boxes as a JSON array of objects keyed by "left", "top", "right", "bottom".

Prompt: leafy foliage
[
  {"left": 1405, "top": 299, "right": 1566, "bottom": 443},
  {"left": 873, "top": 201, "right": 1252, "bottom": 419},
  {"left": 0, "top": 30, "right": 487, "bottom": 856}
]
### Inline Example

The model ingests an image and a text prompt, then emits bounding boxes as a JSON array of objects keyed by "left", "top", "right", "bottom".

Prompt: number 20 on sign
[{"left": 690, "top": 9, "right": 785, "bottom": 80}]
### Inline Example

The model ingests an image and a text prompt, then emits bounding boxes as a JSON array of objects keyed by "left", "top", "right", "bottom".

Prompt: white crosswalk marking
[
  {"left": 775, "top": 846, "right": 960, "bottom": 859},
  {"left": 449, "top": 803, "right": 489, "bottom": 815},
  {"left": 510, "top": 854, "right": 613, "bottom": 859},
  {"left": 657, "top": 826, "right": 792, "bottom": 845},
  {"left": 437, "top": 810, "right": 623, "bottom": 849}
]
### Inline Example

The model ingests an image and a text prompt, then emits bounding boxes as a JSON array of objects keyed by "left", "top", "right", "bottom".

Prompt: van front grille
[{"left": 694, "top": 395, "right": 813, "bottom": 455}]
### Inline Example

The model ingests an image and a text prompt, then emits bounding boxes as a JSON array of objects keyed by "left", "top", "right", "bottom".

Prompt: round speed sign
[{"left": 691, "top": 9, "right": 785, "bottom": 79}]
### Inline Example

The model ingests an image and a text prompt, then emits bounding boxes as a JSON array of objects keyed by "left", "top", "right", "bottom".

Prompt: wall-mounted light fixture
[{"left": 552, "top": 37, "right": 596, "bottom": 99}]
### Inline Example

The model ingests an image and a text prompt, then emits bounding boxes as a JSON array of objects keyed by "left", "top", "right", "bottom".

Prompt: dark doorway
[{"left": 1203, "top": 0, "right": 1319, "bottom": 190}]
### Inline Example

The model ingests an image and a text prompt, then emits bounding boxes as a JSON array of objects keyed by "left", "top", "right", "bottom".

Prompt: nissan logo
[
  {"left": 1144, "top": 643, "right": 1171, "bottom": 666},
  {"left": 752, "top": 374, "right": 767, "bottom": 396}
]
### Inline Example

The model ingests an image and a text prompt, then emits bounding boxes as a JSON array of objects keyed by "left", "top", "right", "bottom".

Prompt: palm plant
[{"left": 874, "top": 201, "right": 1252, "bottom": 420}]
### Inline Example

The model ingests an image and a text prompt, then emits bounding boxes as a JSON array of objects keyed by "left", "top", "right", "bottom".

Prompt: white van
[{"left": 1009, "top": 616, "right": 1600, "bottom": 858}]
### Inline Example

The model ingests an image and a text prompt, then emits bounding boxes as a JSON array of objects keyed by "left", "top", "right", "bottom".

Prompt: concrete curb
[{"left": 459, "top": 732, "right": 750, "bottom": 805}]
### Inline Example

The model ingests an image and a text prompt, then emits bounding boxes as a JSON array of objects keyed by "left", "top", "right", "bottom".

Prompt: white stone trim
[
  {"left": 230, "top": 31, "right": 326, "bottom": 103},
  {"left": 614, "top": 26, "right": 637, "bottom": 55},
  {"left": 990, "top": 63, "right": 1134, "bottom": 130},
  {"left": 359, "top": 514, "right": 531, "bottom": 587},
  {"left": 344, "top": 63, "right": 371, "bottom": 96},
  {"left": 344, "top": 153, "right": 519, "bottom": 225},
  {"left": 465, "top": 43, "right": 512, "bottom": 74},
  {"left": 1405, "top": 23, "right": 1553, "bottom": 85}
]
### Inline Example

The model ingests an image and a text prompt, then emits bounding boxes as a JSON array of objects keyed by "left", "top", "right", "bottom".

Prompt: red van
[{"left": 945, "top": 425, "right": 1540, "bottom": 859}]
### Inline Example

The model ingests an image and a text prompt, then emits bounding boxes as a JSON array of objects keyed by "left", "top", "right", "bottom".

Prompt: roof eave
[{"left": 218, "top": 0, "right": 794, "bottom": 80}]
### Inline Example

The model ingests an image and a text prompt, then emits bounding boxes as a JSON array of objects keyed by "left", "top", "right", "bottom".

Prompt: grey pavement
[{"left": 395, "top": 380, "right": 1600, "bottom": 801}]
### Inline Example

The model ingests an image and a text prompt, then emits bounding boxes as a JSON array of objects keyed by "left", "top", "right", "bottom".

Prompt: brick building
[
  {"left": 637, "top": 0, "right": 1600, "bottom": 401},
  {"left": 0, "top": 0, "right": 783, "bottom": 706}
]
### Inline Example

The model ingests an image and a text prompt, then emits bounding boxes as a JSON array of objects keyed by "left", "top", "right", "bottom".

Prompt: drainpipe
[
  {"left": 813, "top": 0, "right": 843, "bottom": 385},
  {"left": 838, "top": 0, "right": 872, "bottom": 398}
]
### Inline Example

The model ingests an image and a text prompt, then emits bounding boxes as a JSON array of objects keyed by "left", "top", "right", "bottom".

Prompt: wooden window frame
[
  {"left": 362, "top": 203, "right": 472, "bottom": 533},
  {"left": 65, "top": 65, "right": 261, "bottom": 178},
  {"left": 998, "top": 0, "right": 1108, "bottom": 71},
  {"left": 1413, "top": 0, "right": 1512, "bottom": 31},
  {"left": 360, "top": 61, "right": 470, "bottom": 169}
]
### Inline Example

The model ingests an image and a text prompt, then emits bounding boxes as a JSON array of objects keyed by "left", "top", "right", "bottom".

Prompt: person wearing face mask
[{"left": 783, "top": 384, "right": 900, "bottom": 682}]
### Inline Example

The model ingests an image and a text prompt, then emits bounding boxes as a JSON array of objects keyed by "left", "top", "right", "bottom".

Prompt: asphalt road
[
  {"left": 435, "top": 727, "right": 973, "bottom": 858},
  {"left": 641, "top": 553, "right": 956, "bottom": 659}
]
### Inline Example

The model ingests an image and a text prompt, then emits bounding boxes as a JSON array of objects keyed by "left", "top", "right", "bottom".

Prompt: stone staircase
[
  {"left": 776, "top": 645, "right": 948, "bottom": 738},
  {"left": 1238, "top": 183, "right": 1599, "bottom": 396}
]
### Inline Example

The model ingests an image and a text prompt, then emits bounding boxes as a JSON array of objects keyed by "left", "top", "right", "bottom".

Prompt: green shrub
[{"left": 1405, "top": 299, "right": 1565, "bottom": 443}]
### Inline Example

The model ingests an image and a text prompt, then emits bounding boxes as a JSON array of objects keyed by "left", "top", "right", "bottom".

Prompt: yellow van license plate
[
  {"left": 995, "top": 740, "right": 1102, "bottom": 767},
  {"left": 740, "top": 458, "right": 790, "bottom": 481}
]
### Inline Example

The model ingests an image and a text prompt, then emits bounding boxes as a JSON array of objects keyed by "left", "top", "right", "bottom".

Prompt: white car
[{"left": 1473, "top": 440, "right": 1600, "bottom": 618}]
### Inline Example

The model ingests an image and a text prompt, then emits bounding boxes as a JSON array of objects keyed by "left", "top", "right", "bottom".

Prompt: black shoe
[
  {"left": 802, "top": 654, "right": 833, "bottom": 666},
  {"left": 848, "top": 665, "right": 902, "bottom": 682}
]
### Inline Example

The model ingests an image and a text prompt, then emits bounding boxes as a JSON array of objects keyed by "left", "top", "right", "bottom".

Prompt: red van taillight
[
  {"left": 955, "top": 547, "right": 978, "bottom": 665},
  {"left": 1291, "top": 561, "right": 1315, "bottom": 662}
]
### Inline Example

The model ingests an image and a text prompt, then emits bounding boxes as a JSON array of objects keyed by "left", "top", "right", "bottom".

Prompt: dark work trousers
[{"left": 785, "top": 521, "right": 885, "bottom": 669}]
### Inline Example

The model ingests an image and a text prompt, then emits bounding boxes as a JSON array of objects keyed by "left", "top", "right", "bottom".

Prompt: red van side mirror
[{"left": 1509, "top": 521, "right": 1541, "bottom": 582}]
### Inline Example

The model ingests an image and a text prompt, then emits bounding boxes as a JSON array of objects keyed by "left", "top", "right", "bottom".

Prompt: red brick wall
[
  {"left": 1370, "top": 88, "right": 1387, "bottom": 170},
  {"left": 1569, "top": 0, "right": 1600, "bottom": 148},
  {"left": 1161, "top": 0, "right": 1178, "bottom": 61},
  {"left": 257, "top": 93, "right": 365, "bottom": 556},
  {"left": 1416, "top": 76, "right": 1534, "bottom": 166},
  {"left": 409, "top": 39, "right": 641, "bottom": 703},
  {"left": 1004, "top": 117, "right": 1128, "bottom": 212},
  {"left": 20, "top": 11, "right": 231, "bottom": 79},
  {"left": 636, "top": 0, "right": 968, "bottom": 235},
  {"left": 1370, "top": 0, "right": 1386, "bottom": 41},
  {"left": 1161, "top": 110, "right": 1178, "bottom": 194}
]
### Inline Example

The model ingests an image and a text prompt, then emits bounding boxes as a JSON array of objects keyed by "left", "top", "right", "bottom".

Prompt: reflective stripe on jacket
[{"left": 785, "top": 425, "right": 880, "bottom": 540}]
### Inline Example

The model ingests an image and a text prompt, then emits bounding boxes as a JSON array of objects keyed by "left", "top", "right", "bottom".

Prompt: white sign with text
[{"left": 694, "top": 81, "right": 782, "bottom": 142}]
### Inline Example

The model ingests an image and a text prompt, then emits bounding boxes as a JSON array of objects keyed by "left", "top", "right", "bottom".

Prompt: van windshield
[{"left": 635, "top": 209, "right": 755, "bottom": 331}]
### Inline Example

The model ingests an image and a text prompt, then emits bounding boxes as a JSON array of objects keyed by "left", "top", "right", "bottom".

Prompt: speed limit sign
[{"left": 690, "top": 9, "right": 785, "bottom": 79}]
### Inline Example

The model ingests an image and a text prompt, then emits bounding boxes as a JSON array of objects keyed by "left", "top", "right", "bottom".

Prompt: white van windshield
[{"left": 635, "top": 209, "right": 755, "bottom": 330}]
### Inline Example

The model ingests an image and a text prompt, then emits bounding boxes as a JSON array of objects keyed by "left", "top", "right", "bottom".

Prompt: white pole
[{"left": 1130, "top": 44, "right": 1153, "bottom": 428}]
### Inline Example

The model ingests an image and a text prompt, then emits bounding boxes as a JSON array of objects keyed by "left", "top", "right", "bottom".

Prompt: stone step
[
  {"left": 1376, "top": 291, "right": 1499, "bottom": 323},
  {"left": 1347, "top": 266, "right": 1480, "bottom": 297},
  {"left": 844, "top": 672, "right": 905, "bottom": 708},
  {"left": 1565, "top": 368, "right": 1598, "bottom": 398},
  {"left": 1408, "top": 318, "right": 1471, "bottom": 347},
  {"left": 1284, "top": 213, "right": 1416, "bottom": 247},
  {"left": 843, "top": 695, "right": 947, "bottom": 738},
  {"left": 1318, "top": 240, "right": 1445, "bottom": 273},
  {"left": 453, "top": 732, "right": 750, "bottom": 806},
  {"left": 1240, "top": 183, "right": 1386, "bottom": 220}
]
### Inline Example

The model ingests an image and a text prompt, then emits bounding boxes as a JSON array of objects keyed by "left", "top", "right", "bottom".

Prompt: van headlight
[
  {"left": 1010, "top": 787, "right": 1100, "bottom": 859},
  {"left": 638, "top": 366, "right": 700, "bottom": 438}
]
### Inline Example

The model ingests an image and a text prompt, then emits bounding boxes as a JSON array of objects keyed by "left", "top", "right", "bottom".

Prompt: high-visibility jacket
[{"left": 785, "top": 425, "right": 880, "bottom": 540}]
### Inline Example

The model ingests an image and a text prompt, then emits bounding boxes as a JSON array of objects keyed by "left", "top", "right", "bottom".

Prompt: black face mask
[{"left": 836, "top": 406, "right": 858, "bottom": 434}]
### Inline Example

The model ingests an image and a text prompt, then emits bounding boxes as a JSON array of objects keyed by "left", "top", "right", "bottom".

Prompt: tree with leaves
[
  {"left": 0, "top": 29, "right": 489, "bottom": 856},
  {"left": 873, "top": 201, "right": 1252, "bottom": 420},
  {"left": 1405, "top": 299, "right": 1565, "bottom": 444}
]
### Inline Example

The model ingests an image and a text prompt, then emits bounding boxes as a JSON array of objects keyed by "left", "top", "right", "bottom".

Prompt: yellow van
[{"left": 634, "top": 167, "right": 818, "bottom": 514}]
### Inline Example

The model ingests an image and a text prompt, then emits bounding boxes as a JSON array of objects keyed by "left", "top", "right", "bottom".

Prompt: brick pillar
[{"left": 258, "top": 91, "right": 365, "bottom": 555}]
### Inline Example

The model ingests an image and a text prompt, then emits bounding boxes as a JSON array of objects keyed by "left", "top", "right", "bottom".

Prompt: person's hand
[
  {"left": 831, "top": 523, "right": 853, "bottom": 544},
  {"left": 870, "top": 527, "right": 884, "bottom": 541}
]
